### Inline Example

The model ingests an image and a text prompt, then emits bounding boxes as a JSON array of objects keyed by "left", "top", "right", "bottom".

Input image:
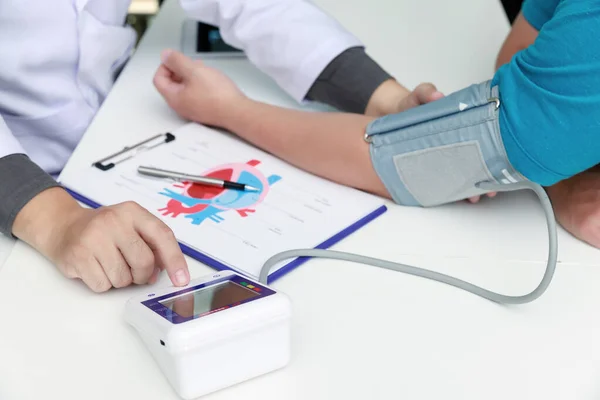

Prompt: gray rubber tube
[{"left": 259, "top": 181, "right": 557, "bottom": 304}]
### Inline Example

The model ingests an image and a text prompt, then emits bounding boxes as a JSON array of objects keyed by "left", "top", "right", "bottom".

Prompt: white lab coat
[{"left": 0, "top": 0, "right": 361, "bottom": 175}]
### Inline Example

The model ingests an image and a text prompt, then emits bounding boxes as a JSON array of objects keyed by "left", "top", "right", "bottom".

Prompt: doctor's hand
[
  {"left": 12, "top": 187, "right": 190, "bottom": 293},
  {"left": 153, "top": 49, "right": 246, "bottom": 128}
]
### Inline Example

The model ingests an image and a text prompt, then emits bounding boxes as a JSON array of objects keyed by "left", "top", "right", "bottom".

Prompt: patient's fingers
[
  {"left": 161, "top": 49, "right": 196, "bottom": 81},
  {"left": 467, "top": 192, "right": 498, "bottom": 203},
  {"left": 153, "top": 64, "right": 183, "bottom": 98}
]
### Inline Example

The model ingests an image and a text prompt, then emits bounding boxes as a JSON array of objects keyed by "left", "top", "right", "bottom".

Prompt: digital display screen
[
  {"left": 159, "top": 281, "right": 259, "bottom": 318},
  {"left": 196, "top": 22, "right": 242, "bottom": 53}
]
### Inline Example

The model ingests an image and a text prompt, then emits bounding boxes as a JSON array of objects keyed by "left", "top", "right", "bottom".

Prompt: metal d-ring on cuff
[{"left": 488, "top": 97, "right": 500, "bottom": 110}]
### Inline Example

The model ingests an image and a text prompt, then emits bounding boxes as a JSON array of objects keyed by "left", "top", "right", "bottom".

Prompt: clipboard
[
  {"left": 91, "top": 132, "right": 175, "bottom": 171},
  {"left": 61, "top": 125, "right": 387, "bottom": 283}
]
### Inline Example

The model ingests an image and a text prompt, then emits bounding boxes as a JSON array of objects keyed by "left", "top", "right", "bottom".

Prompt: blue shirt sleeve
[
  {"left": 492, "top": 1, "right": 600, "bottom": 186},
  {"left": 521, "top": 0, "right": 561, "bottom": 30}
]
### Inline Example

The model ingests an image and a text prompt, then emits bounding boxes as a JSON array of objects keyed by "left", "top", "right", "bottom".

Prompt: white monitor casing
[{"left": 125, "top": 270, "right": 292, "bottom": 399}]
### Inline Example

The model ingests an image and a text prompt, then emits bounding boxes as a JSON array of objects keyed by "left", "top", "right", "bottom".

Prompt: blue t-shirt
[{"left": 492, "top": 0, "right": 600, "bottom": 186}]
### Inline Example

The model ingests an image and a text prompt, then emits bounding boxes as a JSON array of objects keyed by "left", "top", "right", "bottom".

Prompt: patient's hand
[{"left": 153, "top": 49, "right": 246, "bottom": 128}]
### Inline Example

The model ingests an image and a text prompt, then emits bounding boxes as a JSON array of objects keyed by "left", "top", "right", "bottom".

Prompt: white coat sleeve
[
  {"left": 0, "top": 114, "right": 26, "bottom": 159},
  {"left": 179, "top": 0, "right": 363, "bottom": 102}
]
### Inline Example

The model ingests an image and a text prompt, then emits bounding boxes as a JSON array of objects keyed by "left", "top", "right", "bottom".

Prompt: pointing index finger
[{"left": 134, "top": 209, "right": 190, "bottom": 287}]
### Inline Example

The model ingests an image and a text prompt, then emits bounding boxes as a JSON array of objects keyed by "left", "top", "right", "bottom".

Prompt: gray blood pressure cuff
[{"left": 366, "top": 80, "right": 527, "bottom": 207}]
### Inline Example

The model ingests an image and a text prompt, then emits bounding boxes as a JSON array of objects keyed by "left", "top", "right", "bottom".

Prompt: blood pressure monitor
[{"left": 125, "top": 270, "right": 292, "bottom": 399}]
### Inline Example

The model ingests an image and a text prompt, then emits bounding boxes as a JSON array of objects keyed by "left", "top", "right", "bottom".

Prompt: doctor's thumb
[{"left": 160, "top": 49, "right": 195, "bottom": 80}]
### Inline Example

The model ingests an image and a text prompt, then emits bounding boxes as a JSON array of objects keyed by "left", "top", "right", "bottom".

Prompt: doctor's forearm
[
  {"left": 12, "top": 187, "right": 81, "bottom": 257},
  {"left": 0, "top": 154, "right": 61, "bottom": 237},
  {"left": 224, "top": 99, "right": 391, "bottom": 198},
  {"left": 305, "top": 46, "right": 407, "bottom": 116}
]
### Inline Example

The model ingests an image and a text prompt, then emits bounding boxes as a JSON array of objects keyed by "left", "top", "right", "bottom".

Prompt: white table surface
[{"left": 2, "top": 1, "right": 600, "bottom": 399}]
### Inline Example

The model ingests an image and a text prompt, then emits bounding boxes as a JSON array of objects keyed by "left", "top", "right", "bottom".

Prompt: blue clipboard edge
[{"left": 62, "top": 186, "right": 387, "bottom": 284}]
